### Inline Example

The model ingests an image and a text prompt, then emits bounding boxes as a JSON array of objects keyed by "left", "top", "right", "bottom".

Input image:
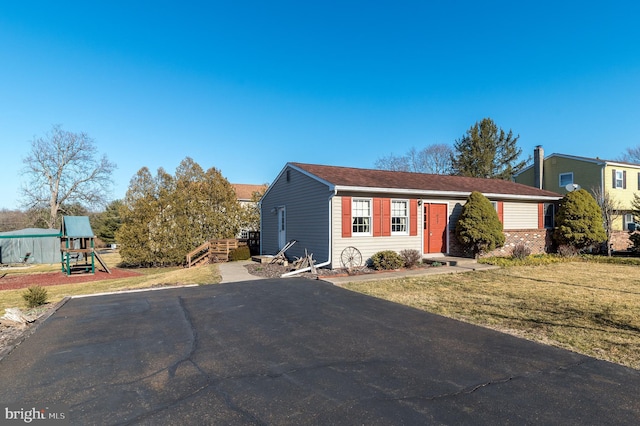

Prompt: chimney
[{"left": 534, "top": 145, "right": 544, "bottom": 189}]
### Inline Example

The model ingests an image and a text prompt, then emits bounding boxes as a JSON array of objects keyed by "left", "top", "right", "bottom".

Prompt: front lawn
[
  {"left": 342, "top": 261, "right": 640, "bottom": 370},
  {"left": 0, "top": 251, "right": 222, "bottom": 311}
]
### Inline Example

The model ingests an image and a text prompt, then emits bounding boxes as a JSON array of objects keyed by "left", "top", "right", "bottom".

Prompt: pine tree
[
  {"left": 91, "top": 200, "right": 123, "bottom": 245},
  {"left": 116, "top": 167, "right": 158, "bottom": 266},
  {"left": 451, "top": 118, "right": 528, "bottom": 180},
  {"left": 455, "top": 191, "right": 505, "bottom": 257},
  {"left": 553, "top": 189, "right": 607, "bottom": 252},
  {"left": 116, "top": 159, "right": 243, "bottom": 266}
]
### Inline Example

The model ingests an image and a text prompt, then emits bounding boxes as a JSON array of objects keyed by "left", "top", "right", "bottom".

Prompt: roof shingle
[{"left": 291, "top": 163, "right": 561, "bottom": 198}]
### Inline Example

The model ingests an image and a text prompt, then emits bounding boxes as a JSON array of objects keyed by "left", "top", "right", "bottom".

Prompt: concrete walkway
[
  {"left": 322, "top": 261, "right": 498, "bottom": 285},
  {"left": 218, "top": 259, "right": 498, "bottom": 284},
  {"left": 216, "top": 260, "right": 263, "bottom": 283}
]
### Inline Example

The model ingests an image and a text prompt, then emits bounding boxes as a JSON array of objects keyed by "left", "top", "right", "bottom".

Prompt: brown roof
[
  {"left": 232, "top": 183, "right": 268, "bottom": 201},
  {"left": 290, "top": 163, "right": 562, "bottom": 198}
]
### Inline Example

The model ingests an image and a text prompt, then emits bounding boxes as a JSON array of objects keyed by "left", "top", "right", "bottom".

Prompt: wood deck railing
[{"left": 186, "top": 238, "right": 242, "bottom": 268}]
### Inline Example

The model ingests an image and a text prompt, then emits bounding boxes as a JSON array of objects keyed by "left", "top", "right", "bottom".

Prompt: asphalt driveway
[{"left": 1, "top": 279, "right": 639, "bottom": 425}]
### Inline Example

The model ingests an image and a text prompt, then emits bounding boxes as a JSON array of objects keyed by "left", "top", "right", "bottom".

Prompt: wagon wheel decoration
[{"left": 340, "top": 246, "right": 363, "bottom": 270}]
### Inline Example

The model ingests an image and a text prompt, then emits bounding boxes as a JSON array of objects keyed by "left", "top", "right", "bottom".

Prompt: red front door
[{"left": 423, "top": 203, "right": 447, "bottom": 254}]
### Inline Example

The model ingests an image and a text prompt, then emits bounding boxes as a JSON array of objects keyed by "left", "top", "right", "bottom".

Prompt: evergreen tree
[
  {"left": 455, "top": 191, "right": 505, "bottom": 257},
  {"left": 632, "top": 193, "right": 640, "bottom": 222},
  {"left": 116, "top": 159, "right": 242, "bottom": 266},
  {"left": 117, "top": 167, "right": 158, "bottom": 266},
  {"left": 553, "top": 189, "right": 607, "bottom": 252},
  {"left": 451, "top": 118, "right": 528, "bottom": 180},
  {"left": 91, "top": 200, "right": 123, "bottom": 245},
  {"left": 630, "top": 193, "right": 640, "bottom": 252}
]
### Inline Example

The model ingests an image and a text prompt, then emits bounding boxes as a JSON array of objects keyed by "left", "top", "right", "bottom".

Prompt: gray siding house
[{"left": 260, "top": 163, "right": 562, "bottom": 268}]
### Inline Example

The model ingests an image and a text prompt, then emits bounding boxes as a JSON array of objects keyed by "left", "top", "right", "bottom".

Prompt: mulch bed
[
  {"left": 244, "top": 262, "right": 432, "bottom": 279},
  {"left": 0, "top": 268, "right": 143, "bottom": 291}
]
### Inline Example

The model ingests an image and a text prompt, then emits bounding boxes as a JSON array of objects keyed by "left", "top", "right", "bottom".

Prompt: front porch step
[{"left": 423, "top": 256, "right": 477, "bottom": 267}]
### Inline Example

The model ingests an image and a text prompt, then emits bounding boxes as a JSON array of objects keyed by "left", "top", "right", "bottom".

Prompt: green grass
[
  {"left": 0, "top": 251, "right": 222, "bottom": 311},
  {"left": 342, "top": 260, "right": 640, "bottom": 370}
]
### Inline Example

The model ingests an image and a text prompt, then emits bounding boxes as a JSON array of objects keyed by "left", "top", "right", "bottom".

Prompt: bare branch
[
  {"left": 20, "top": 125, "right": 116, "bottom": 228},
  {"left": 375, "top": 144, "right": 453, "bottom": 174}
]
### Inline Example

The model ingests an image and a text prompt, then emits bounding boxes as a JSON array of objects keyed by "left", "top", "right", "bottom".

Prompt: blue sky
[{"left": 1, "top": 1, "right": 639, "bottom": 210}]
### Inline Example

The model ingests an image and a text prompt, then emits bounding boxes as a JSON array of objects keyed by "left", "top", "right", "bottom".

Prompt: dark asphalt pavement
[{"left": 0, "top": 279, "right": 639, "bottom": 425}]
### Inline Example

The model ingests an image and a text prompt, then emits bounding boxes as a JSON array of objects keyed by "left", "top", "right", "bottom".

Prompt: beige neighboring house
[
  {"left": 232, "top": 183, "right": 268, "bottom": 239},
  {"left": 515, "top": 146, "right": 640, "bottom": 249}
]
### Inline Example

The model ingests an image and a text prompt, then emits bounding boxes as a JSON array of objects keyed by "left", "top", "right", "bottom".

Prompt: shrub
[
  {"left": 558, "top": 244, "right": 579, "bottom": 257},
  {"left": 553, "top": 189, "right": 607, "bottom": 252},
  {"left": 480, "top": 253, "right": 571, "bottom": 267},
  {"left": 511, "top": 242, "right": 531, "bottom": 260},
  {"left": 455, "top": 191, "right": 505, "bottom": 258},
  {"left": 229, "top": 245, "right": 251, "bottom": 261},
  {"left": 22, "top": 286, "right": 48, "bottom": 309},
  {"left": 370, "top": 250, "right": 404, "bottom": 270},
  {"left": 629, "top": 233, "right": 640, "bottom": 253},
  {"left": 400, "top": 249, "right": 422, "bottom": 268}
]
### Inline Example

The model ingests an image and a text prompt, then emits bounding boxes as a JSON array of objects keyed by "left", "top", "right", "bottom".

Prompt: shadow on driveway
[{"left": 0, "top": 279, "right": 638, "bottom": 425}]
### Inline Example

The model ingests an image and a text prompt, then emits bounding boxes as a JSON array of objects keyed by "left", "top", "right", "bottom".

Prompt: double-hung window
[
  {"left": 391, "top": 200, "right": 408, "bottom": 234},
  {"left": 543, "top": 203, "right": 555, "bottom": 229},
  {"left": 559, "top": 172, "right": 573, "bottom": 188},
  {"left": 615, "top": 170, "right": 624, "bottom": 188},
  {"left": 624, "top": 213, "right": 635, "bottom": 231},
  {"left": 352, "top": 199, "right": 371, "bottom": 235}
]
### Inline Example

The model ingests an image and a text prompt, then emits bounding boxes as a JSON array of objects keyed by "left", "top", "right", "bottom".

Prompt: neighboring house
[
  {"left": 232, "top": 183, "right": 268, "bottom": 239},
  {"left": 515, "top": 146, "right": 640, "bottom": 248},
  {"left": 260, "top": 163, "right": 562, "bottom": 268}
]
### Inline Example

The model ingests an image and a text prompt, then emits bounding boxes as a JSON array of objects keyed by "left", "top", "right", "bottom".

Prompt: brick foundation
[
  {"left": 448, "top": 229, "right": 554, "bottom": 258},
  {"left": 448, "top": 229, "right": 638, "bottom": 257}
]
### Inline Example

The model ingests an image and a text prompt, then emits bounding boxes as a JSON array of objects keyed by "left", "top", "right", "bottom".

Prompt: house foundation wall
[
  {"left": 450, "top": 229, "right": 637, "bottom": 257},
  {"left": 448, "top": 229, "right": 554, "bottom": 258}
]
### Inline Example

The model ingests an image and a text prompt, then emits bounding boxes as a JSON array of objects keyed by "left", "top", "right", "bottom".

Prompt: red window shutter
[
  {"left": 538, "top": 203, "right": 544, "bottom": 229},
  {"left": 382, "top": 198, "right": 391, "bottom": 236},
  {"left": 409, "top": 199, "right": 418, "bottom": 236},
  {"left": 341, "top": 197, "right": 352, "bottom": 238},
  {"left": 497, "top": 201, "right": 504, "bottom": 223},
  {"left": 373, "top": 198, "right": 382, "bottom": 236}
]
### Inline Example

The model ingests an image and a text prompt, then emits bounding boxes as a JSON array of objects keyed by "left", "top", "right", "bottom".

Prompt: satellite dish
[{"left": 565, "top": 183, "right": 581, "bottom": 191}]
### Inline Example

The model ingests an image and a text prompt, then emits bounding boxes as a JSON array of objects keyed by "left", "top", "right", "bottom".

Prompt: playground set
[{"left": 59, "top": 216, "right": 110, "bottom": 276}]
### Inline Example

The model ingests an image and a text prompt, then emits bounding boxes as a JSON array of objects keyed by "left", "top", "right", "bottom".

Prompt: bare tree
[
  {"left": 21, "top": 125, "right": 116, "bottom": 229},
  {"left": 619, "top": 145, "right": 640, "bottom": 164},
  {"left": 375, "top": 144, "right": 453, "bottom": 174},
  {"left": 591, "top": 186, "right": 621, "bottom": 256},
  {"left": 0, "top": 209, "right": 30, "bottom": 232}
]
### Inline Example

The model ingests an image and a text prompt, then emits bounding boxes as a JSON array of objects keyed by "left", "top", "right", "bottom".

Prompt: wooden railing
[{"left": 186, "top": 239, "right": 242, "bottom": 268}]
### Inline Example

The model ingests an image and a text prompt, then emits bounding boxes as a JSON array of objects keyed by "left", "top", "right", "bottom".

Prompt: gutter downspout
[
  {"left": 258, "top": 200, "right": 263, "bottom": 256},
  {"left": 281, "top": 188, "right": 336, "bottom": 278}
]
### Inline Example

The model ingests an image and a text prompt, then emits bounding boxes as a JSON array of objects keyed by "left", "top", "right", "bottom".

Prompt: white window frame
[
  {"left": 559, "top": 172, "right": 573, "bottom": 188},
  {"left": 352, "top": 198, "right": 372, "bottom": 236},
  {"left": 624, "top": 213, "right": 634, "bottom": 231},
  {"left": 391, "top": 200, "right": 409, "bottom": 235},
  {"left": 615, "top": 170, "right": 624, "bottom": 189}
]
